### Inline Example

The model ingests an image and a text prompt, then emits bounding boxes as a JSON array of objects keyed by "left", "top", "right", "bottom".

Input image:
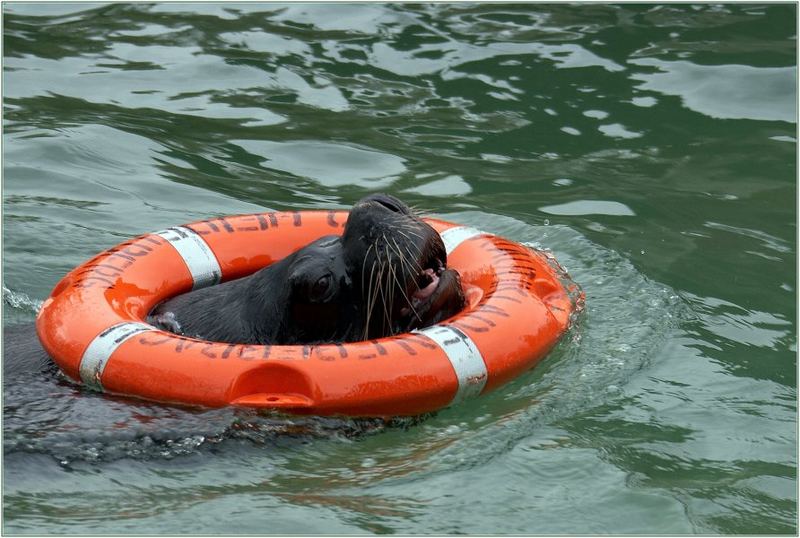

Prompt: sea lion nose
[{"left": 357, "top": 193, "right": 411, "bottom": 215}]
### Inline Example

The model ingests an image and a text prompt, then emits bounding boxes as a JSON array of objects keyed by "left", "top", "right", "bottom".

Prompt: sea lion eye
[{"left": 309, "top": 274, "right": 332, "bottom": 302}]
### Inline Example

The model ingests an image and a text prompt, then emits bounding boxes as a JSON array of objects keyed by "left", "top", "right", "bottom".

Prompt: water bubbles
[
  {"left": 437, "top": 424, "right": 462, "bottom": 437},
  {"left": 2, "top": 285, "right": 43, "bottom": 313}
]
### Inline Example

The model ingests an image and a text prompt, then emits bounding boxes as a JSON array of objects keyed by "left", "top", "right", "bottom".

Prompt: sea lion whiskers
[
  {"left": 389, "top": 239, "right": 423, "bottom": 322},
  {"left": 396, "top": 237, "right": 425, "bottom": 277},
  {"left": 361, "top": 242, "right": 376, "bottom": 299},
  {"left": 370, "top": 256, "right": 387, "bottom": 339},
  {"left": 367, "top": 243, "right": 395, "bottom": 340},
  {"left": 397, "top": 226, "right": 425, "bottom": 242},
  {"left": 363, "top": 252, "right": 380, "bottom": 340},
  {"left": 378, "top": 234, "right": 394, "bottom": 336},
  {"left": 362, "top": 241, "right": 389, "bottom": 339}
]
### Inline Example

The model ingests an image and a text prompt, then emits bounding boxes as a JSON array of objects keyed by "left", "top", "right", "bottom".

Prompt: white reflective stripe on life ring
[
  {"left": 79, "top": 322, "right": 153, "bottom": 391},
  {"left": 415, "top": 324, "right": 488, "bottom": 404},
  {"left": 440, "top": 226, "right": 489, "bottom": 256},
  {"left": 155, "top": 226, "right": 221, "bottom": 290}
]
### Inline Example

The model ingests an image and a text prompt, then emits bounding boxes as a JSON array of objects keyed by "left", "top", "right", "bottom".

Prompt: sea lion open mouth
[{"left": 147, "top": 193, "right": 466, "bottom": 345}]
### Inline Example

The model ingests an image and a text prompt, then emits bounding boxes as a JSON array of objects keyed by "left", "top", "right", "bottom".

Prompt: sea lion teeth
[{"left": 413, "top": 269, "right": 439, "bottom": 301}]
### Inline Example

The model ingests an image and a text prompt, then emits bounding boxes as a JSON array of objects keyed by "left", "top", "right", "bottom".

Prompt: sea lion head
[{"left": 339, "top": 193, "right": 465, "bottom": 340}]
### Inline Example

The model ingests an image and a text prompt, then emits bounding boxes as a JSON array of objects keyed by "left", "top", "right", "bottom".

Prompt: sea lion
[
  {"left": 3, "top": 194, "right": 465, "bottom": 381},
  {"left": 147, "top": 193, "right": 465, "bottom": 344}
]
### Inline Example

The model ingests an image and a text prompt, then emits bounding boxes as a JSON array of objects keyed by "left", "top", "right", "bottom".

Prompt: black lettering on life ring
[
  {"left": 394, "top": 340, "right": 417, "bottom": 356},
  {"left": 72, "top": 266, "right": 95, "bottom": 277},
  {"left": 317, "top": 349, "right": 337, "bottom": 361},
  {"left": 371, "top": 341, "right": 387, "bottom": 356},
  {"left": 218, "top": 217, "right": 234, "bottom": 233},
  {"left": 506, "top": 262, "right": 538, "bottom": 273},
  {"left": 107, "top": 251, "right": 136, "bottom": 263},
  {"left": 123, "top": 244, "right": 152, "bottom": 257},
  {"left": 491, "top": 252, "right": 515, "bottom": 262},
  {"left": 491, "top": 252, "right": 530, "bottom": 262},
  {"left": 201, "top": 344, "right": 217, "bottom": 358},
  {"left": 327, "top": 211, "right": 339, "bottom": 228},
  {"left": 490, "top": 295, "right": 523, "bottom": 304},
  {"left": 292, "top": 212, "right": 302, "bottom": 227},
  {"left": 238, "top": 345, "right": 258, "bottom": 360},
  {"left": 142, "top": 235, "right": 164, "bottom": 247},
  {"left": 221, "top": 344, "right": 236, "bottom": 358},
  {"left": 102, "top": 256, "right": 133, "bottom": 271},
  {"left": 262, "top": 345, "right": 272, "bottom": 359},
  {"left": 453, "top": 320, "right": 490, "bottom": 333},
  {"left": 268, "top": 213, "right": 278, "bottom": 227},
  {"left": 79, "top": 275, "right": 115, "bottom": 287},
  {"left": 101, "top": 260, "right": 128, "bottom": 271},
  {"left": 256, "top": 215, "right": 269, "bottom": 230},
  {"left": 494, "top": 285, "right": 527, "bottom": 296},
  {"left": 138, "top": 334, "right": 172, "bottom": 346},
  {"left": 335, "top": 344, "right": 348, "bottom": 358},
  {"left": 468, "top": 314, "right": 496, "bottom": 327},
  {"left": 91, "top": 265, "right": 123, "bottom": 278},
  {"left": 480, "top": 304, "right": 510, "bottom": 317},
  {"left": 406, "top": 334, "right": 438, "bottom": 349},
  {"left": 175, "top": 339, "right": 199, "bottom": 353},
  {"left": 512, "top": 268, "right": 537, "bottom": 279}
]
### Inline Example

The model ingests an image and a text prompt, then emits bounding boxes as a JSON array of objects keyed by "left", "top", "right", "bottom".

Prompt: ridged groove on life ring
[
  {"left": 155, "top": 226, "right": 221, "bottom": 290},
  {"left": 414, "top": 325, "right": 488, "bottom": 404},
  {"left": 79, "top": 322, "right": 153, "bottom": 391}
]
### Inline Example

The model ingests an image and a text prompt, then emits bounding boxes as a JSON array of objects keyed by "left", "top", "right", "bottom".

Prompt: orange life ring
[{"left": 36, "top": 211, "right": 579, "bottom": 417}]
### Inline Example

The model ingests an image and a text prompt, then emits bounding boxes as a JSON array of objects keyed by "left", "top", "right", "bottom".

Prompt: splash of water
[{"left": 3, "top": 286, "right": 43, "bottom": 314}]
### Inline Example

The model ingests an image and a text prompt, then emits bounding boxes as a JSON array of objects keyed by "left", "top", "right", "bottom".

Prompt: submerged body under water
[{"left": 3, "top": 3, "right": 796, "bottom": 535}]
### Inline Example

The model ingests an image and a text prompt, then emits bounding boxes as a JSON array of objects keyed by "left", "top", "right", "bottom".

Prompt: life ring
[{"left": 36, "top": 211, "right": 580, "bottom": 417}]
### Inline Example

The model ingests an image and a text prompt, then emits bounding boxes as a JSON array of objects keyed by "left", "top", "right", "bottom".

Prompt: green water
[{"left": 2, "top": 3, "right": 796, "bottom": 534}]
